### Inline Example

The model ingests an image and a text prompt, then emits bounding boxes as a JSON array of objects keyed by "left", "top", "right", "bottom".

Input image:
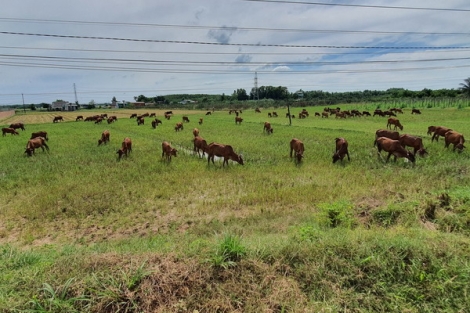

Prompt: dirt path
[{"left": 0, "top": 110, "right": 15, "bottom": 121}]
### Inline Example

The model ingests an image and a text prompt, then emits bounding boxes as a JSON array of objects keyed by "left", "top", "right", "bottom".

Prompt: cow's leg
[{"left": 386, "top": 152, "right": 392, "bottom": 162}]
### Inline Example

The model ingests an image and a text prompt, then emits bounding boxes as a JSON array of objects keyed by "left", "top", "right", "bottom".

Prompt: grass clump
[{"left": 209, "top": 233, "right": 247, "bottom": 269}]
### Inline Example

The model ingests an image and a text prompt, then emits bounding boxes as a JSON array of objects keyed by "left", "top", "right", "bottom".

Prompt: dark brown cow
[
  {"left": 164, "top": 113, "right": 171, "bottom": 120},
  {"left": 411, "top": 109, "right": 421, "bottom": 114},
  {"left": 84, "top": 116, "right": 96, "bottom": 121},
  {"left": 110, "top": 116, "right": 117, "bottom": 122},
  {"left": 315, "top": 112, "right": 321, "bottom": 117},
  {"left": 332, "top": 137, "right": 350, "bottom": 163},
  {"left": 24, "top": 137, "right": 49, "bottom": 156},
  {"left": 165, "top": 111, "right": 173, "bottom": 115},
  {"left": 321, "top": 112, "right": 329, "bottom": 118},
  {"left": 193, "top": 136, "right": 208, "bottom": 158},
  {"left": 76, "top": 115, "right": 83, "bottom": 121},
  {"left": 9, "top": 122, "right": 25, "bottom": 131},
  {"left": 255, "top": 108, "right": 261, "bottom": 113},
  {"left": 205, "top": 111, "right": 212, "bottom": 115},
  {"left": 427, "top": 126, "right": 436, "bottom": 136},
  {"left": 376, "top": 137, "right": 415, "bottom": 163},
  {"left": 53, "top": 116, "right": 64, "bottom": 123},
  {"left": 2, "top": 128, "right": 19, "bottom": 136},
  {"left": 263, "top": 122, "right": 273, "bottom": 134},
  {"left": 149, "top": 113, "right": 156, "bottom": 117},
  {"left": 362, "top": 111, "right": 371, "bottom": 116},
  {"left": 387, "top": 118, "right": 403, "bottom": 131},
  {"left": 207, "top": 142, "right": 244, "bottom": 166},
  {"left": 107, "top": 117, "right": 115, "bottom": 124},
  {"left": 198, "top": 118, "right": 203, "bottom": 125},
  {"left": 151, "top": 118, "right": 162, "bottom": 129},
  {"left": 94, "top": 117, "right": 103, "bottom": 124},
  {"left": 130, "top": 113, "right": 137, "bottom": 118},
  {"left": 117, "top": 137, "right": 132, "bottom": 160},
  {"left": 335, "top": 111, "right": 346, "bottom": 119},
  {"left": 161, "top": 141, "right": 178, "bottom": 161},
  {"left": 137, "top": 117, "right": 145, "bottom": 125},
  {"left": 431, "top": 126, "right": 452, "bottom": 142},
  {"left": 289, "top": 138, "right": 304, "bottom": 163},
  {"left": 182, "top": 116, "right": 190, "bottom": 123},
  {"left": 373, "top": 109, "right": 385, "bottom": 117},
  {"left": 235, "top": 117, "right": 243, "bottom": 125},
  {"left": 193, "top": 128, "right": 200, "bottom": 137},
  {"left": 444, "top": 131, "right": 465, "bottom": 152},
  {"left": 175, "top": 122, "right": 183, "bottom": 131},
  {"left": 98, "top": 130, "right": 110, "bottom": 146},
  {"left": 268, "top": 113, "right": 272, "bottom": 118},
  {"left": 272, "top": 112, "right": 278, "bottom": 117},
  {"left": 399, "top": 134, "right": 427, "bottom": 156},
  {"left": 30, "top": 131, "right": 48, "bottom": 141},
  {"left": 374, "top": 129, "right": 400, "bottom": 146}
]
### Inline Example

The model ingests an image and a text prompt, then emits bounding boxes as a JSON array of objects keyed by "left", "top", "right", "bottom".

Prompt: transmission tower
[
  {"left": 73, "top": 83, "right": 79, "bottom": 105},
  {"left": 254, "top": 72, "right": 259, "bottom": 100}
]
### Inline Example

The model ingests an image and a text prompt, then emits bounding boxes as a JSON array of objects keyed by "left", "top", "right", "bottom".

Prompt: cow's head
[
  {"left": 406, "top": 151, "right": 416, "bottom": 163},
  {"left": 24, "top": 148, "right": 33, "bottom": 156}
]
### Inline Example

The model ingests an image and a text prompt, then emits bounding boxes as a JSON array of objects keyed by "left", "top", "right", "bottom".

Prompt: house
[
  {"left": 51, "top": 100, "right": 78, "bottom": 111},
  {"left": 178, "top": 99, "right": 196, "bottom": 105},
  {"left": 131, "top": 102, "right": 146, "bottom": 107}
]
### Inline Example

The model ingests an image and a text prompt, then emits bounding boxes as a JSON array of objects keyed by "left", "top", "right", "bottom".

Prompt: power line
[
  {"left": 1, "top": 31, "right": 469, "bottom": 49},
  {"left": 242, "top": 0, "right": 470, "bottom": 12}
]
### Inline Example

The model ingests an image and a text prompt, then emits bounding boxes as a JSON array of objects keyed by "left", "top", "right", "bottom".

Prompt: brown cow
[
  {"left": 98, "top": 130, "right": 110, "bottom": 146},
  {"left": 207, "top": 142, "right": 244, "bottom": 166},
  {"left": 198, "top": 118, "right": 203, "bottom": 125},
  {"left": 362, "top": 111, "right": 371, "bottom": 116},
  {"left": 290, "top": 138, "right": 304, "bottom": 163},
  {"left": 137, "top": 117, "right": 145, "bottom": 125},
  {"left": 255, "top": 108, "right": 261, "bottom": 113},
  {"left": 235, "top": 117, "right": 243, "bottom": 125},
  {"left": 193, "top": 136, "right": 208, "bottom": 158},
  {"left": 315, "top": 112, "right": 321, "bottom": 117},
  {"left": 161, "top": 141, "right": 178, "bottom": 161},
  {"left": 411, "top": 109, "right": 421, "bottom": 114},
  {"left": 164, "top": 113, "right": 171, "bottom": 120},
  {"left": 94, "top": 117, "right": 103, "bottom": 124},
  {"left": 149, "top": 113, "right": 156, "bottom": 117},
  {"left": 444, "top": 131, "right": 465, "bottom": 152},
  {"left": 53, "top": 116, "right": 64, "bottom": 123},
  {"left": 107, "top": 117, "right": 115, "bottom": 124},
  {"left": 332, "top": 137, "right": 350, "bottom": 163},
  {"left": 374, "top": 129, "right": 400, "bottom": 146},
  {"left": 373, "top": 109, "right": 385, "bottom": 117},
  {"left": 399, "top": 134, "right": 427, "bottom": 156},
  {"left": 76, "top": 115, "right": 83, "bottom": 121},
  {"left": 24, "top": 137, "right": 49, "bottom": 156},
  {"left": 117, "top": 137, "right": 132, "bottom": 159},
  {"left": 151, "top": 118, "right": 162, "bottom": 129},
  {"left": 30, "top": 131, "right": 48, "bottom": 141},
  {"left": 321, "top": 112, "right": 329, "bottom": 118},
  {"left": 10, "top": 122, "right": 25, "bottom": 131},
  {"left": 376, "top": 137, "right": 415, "bottom": 163},
  {"left": 193, "top": 128, "right": 200, "bottom": 137},
  {"left": 130, "top": 113, "right": 137, "bottom": 118},
  {"left": 205, "top": 111, "right": 212, "bottom": 115},
  {"left": 175, "top": 122, "right": 184, "bottom": 132},
  {"left": 182, "top": 116, "right": 190, "bottom": 123},
  {"left": 387, "top": 118, "right": 403, "bottom": 131},
  {"left": 431, "top": 126, "right": 452, "bottom": 142},
  {"left": 2, "top": 128, "right": 19, "bottom": 136},
  {"left": 263, "top": 122, "right": 273, "bottom": 134},
  {"left": 427, "top": 126, "right": 436, "bottom": 136},
  {"left": 335, "top": 111, "right": 346, "bottom": 119}
]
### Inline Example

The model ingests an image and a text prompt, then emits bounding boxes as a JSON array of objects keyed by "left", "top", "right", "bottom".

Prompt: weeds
[{"left": 209, "top": 233, "right": 247, "bottom": 269}]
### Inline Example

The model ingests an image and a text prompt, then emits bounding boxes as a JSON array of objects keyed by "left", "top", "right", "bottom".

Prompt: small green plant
[
  {"left": 317, "top": 200, "right": 356, "bottom": 229},
  {"left": 209, "top": 233, "right": 246, "bottom": 269}
]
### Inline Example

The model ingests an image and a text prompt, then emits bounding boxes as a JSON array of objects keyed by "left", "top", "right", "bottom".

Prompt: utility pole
[
  {"left": 22, "top": 93, "right": 25, "bottom": 113},
  {"left": 73, "top": 83, "right": 79, "bottom": 107},
  {"left": 254, "top": 72, "right": 259, "bottom": 101}
]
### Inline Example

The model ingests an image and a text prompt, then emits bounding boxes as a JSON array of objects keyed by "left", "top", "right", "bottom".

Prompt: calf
[
  {"left": 175, "top": 122, "right": 184, "bottom": 131},
  {"left": 290, "top": 138, "right": 304, "bottom": 163},
  {"left": 30, "top": 131, "right": 48, "bottom": 141},
  {"left": 2, "top": 127, "right": 19, "bottom": 136},
  {"left": 98, "top": 130, "right": 110, "bottom": 146},
  {"left": 399, "top": 134, "right": 427, "bottom": 156},
  {"left": 332, "top": 137, "right": 350, "bottom": 163},
  {"left": 207, "top": 142, "right": 244, "bottom": 166},
  {"left": 193, "top": 128, "right": 200, "bottom": 137},
  {"left": 193, "top": 136, "right": 208, "bottom": 158},
  {"left": 386, "top": 117, "right": 403, "bottom": 131},
  {"left": 161, "top": 141, "right": 178, "bottom": 161},
  {"left": 53, "top": 116, "right": 64, "bottom": 123},
  {"left": 24, "top": 137, "right": 49, "bottom": 156},
  {"left": 117, "top": 137, "right": 132, "bottom": 160},
  {"left": 182, "top": 116, "right": 190, "bottom": 123},
  {"left": 444, "top": 131, "right": 465, "bottom": 152},
  {"left": 263, "top": 122, "right": 273, "bottom": 134},
  {"left": 9, "top": 122, "right": 25, "bottom": 131},
  {"left": 235, "top": 117, "right": 243, "bottom": 125},
  {"left": 431, "top": 126, "right": 452, "bottom": 142},
  {"left": 376, "top": 137, "right": 415, "bottom": 163},
  {"left": 374, "top": 129, "right": 400, "bottom": 146}
]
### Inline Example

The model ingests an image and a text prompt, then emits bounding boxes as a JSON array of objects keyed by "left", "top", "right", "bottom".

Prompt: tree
[
  {"left": 459, "top": 77, "right": 470, "bottom": 97},
  {"left": 41, "top": 103, "right": 50, "bottom": 110},
  {"left": 29, "top": 104, "right": 36, "bottom": 111}
]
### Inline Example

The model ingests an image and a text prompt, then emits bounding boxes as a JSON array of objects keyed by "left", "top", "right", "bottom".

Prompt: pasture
[{"left": 1, "top": 105, "right": 470, "bottom": 312}]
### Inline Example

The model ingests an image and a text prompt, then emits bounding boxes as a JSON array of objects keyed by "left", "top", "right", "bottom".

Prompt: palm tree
[{"left": 459, "top": 77, "right": 470, "bottom": 97}]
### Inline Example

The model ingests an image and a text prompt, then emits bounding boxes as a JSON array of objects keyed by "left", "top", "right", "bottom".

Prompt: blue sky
[{"left": 0, "top": 0, "right": 469, "bottom": 105}]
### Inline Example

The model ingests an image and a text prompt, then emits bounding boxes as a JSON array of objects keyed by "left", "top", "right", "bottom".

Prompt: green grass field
[{"left": 1, "top": 105, "right": 469, "bottom": 312}]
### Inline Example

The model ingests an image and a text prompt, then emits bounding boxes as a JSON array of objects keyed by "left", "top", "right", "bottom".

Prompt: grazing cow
[
  {"left": 387, "top": 118, "right": 403, "bottom": 131},
  {"left": 175, "top": 122, "right": 183, "bottom": 131},
  {"left": 130, "top": 113, "right": 137, "bottom": 118},
  {"left": 315, "top": 112, "right": 321, "bottom": 117},
  {"left": 335, "top": 111, "right": 346, "bottom": 119},
  {"left": 255, "top": 108, "right": 261, "bottom": 113},
  {"left": 263, "top": 122, "right": 273, "bottom": 134},
  {"left": 161, "top": 141, "right": 178, "bottom": 161},
  {"left": 137, "top": 117, "right": 145, "bottom": 125},
  {"left": 193, "top": 136, "right": 208, "bottom": 157},
  {"left": 376, "top": 137, "right": 415, "bottom": 163},
  {"left": 84, "top": 116, "right": 95, "bottom": 122},
  {"left": 399, "top": 134, "right": 427, "bottom": 156},
  {"left": 24, "top": 137, "right": 49, "bottom": 156},
  {"left": 2, "top": 128, "right": 19, "bottom": 136},
  {"left": 149, "top": 113, "right": 156, "bottom": 117},
  {"left": 321, "top": 112, "right": 329, "bottom": 118},
  {"left": 411, "top": 109, "right": 422, "bottom": 114},
  {"left": 444, "top": 131, "right": 465, "bottom": 152},
  {"left": 10, "top": 122, "right": 25, "bottom": 131},
  {"left": 165, "top": 111, "right": 173, "bottom": 115},
  {"left": 362, "top": 111, "right": 371, "bottom": 116},
  {"left": 151, "top": 118, "right": 162, "bottom": 129},
  {"left": 235, "top": 117, "right": 243, "bottom": 125},
  {"left": 117, "top": 137, "right": 132, "bottom": 159},
  {"left": 268, "top": 113, "right": 272, "bottom": 118},
  {"left": 30, "top": 131, "right": 48, "bottom": 141},
  {"left": 207, "top": 142, "right": 244, "bottom": 166},
  {"left": 273, "top": 112, "right": 278, "bottom": 117},
  {"left": 98, "top": 130, "right": 110, "bottom": 146},
  {"left": 76, "top": 116, "right": 83, "bottom": 121},
  {"left": 332, "top": 137, "right": 350, "bottom": 163},
  {"left": 164, "top": 113, "right": 171, "bottom": 120},
  {"left": 427, "top": 126, "right": 436, "bottom": 136},
  {"left": 205, "top": 111, "right": 212, "bottom": 115},
  {"left": 53, "top": 116, "right": 64, "bottom": 123},
  {"left": 94, "top": 117, "right": 103, "bottom": 124},
  {"left": 290, "top": 138, "right": 304, "bottom": 163},
  {"left": 182, "top": 116, "right": 190, "bottom": 123},
  {"left": 431, "top": 126, "right": 452, "bottom": 142},
  {"left": 373, "top": 109, "right": 385, "bottom": 117},
  {"left": 384, "top": 110, "right": 396, "bottom": 117},
  {"left": 193, "top": 128, "right": 200, "bottom": 137},
  {"left": 198, "top": 118, "right": 203, "bottom": 125},
  {"left": 374, "top": 129, "right": 400, "bottom": 146},
  {"left": 107, "top": 117, "right": 115, "bottom": 124}
]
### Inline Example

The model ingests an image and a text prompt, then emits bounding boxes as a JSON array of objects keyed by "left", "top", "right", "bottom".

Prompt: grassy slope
[{"left": 0, "top": 106, "right": 469, "bottom": 312}]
